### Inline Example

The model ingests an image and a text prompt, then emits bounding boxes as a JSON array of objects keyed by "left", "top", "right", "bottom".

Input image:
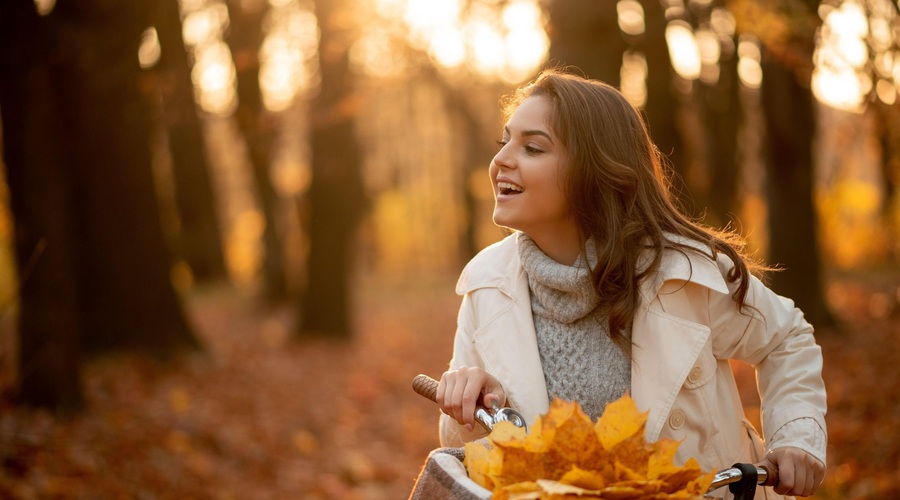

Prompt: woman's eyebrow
[{"left": 503, "top": 125, "right": 554, "bottom": 144}]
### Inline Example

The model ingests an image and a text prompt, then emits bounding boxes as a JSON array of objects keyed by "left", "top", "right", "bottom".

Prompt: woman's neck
[{"left": 526, "top": 226, "right": 581, "bottom": 266}]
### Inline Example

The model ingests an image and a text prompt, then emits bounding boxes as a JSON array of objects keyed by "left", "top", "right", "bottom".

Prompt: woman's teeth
[{"left": 497, "top": 181, "right": 524, "bottom": 195}]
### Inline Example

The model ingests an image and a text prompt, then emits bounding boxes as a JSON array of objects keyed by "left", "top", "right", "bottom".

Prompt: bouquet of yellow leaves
[{"left": 463, "top": 394, "right": 715, "bottom": 499}]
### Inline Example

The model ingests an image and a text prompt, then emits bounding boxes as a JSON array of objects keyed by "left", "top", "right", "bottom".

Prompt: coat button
[
  {"left": 668, "top": 410, "right": 686, "bottom": 430},
  {"left": 687, "top": 365, "right": 703, "bottom": 384}
]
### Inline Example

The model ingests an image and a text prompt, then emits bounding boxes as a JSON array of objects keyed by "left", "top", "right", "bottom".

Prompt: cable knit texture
[{"left": 517, "top": 233, "right": 631, "bottom": 421}]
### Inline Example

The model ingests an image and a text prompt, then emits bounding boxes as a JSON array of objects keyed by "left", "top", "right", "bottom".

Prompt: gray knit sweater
[{"left": 518, "top": 233, "right": 631, "bottom": 421}]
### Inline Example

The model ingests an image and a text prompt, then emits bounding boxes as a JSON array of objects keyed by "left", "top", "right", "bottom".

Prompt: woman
[{"left": 435, "top": 69, "right": 826, "bottom": 498}]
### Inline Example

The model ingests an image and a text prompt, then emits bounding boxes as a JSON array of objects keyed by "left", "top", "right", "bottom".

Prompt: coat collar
[
  {"left": 458, "top": 232, "right": 732, "bottom": 300},
  {"left": 455, "top": 232, "right": 734, "bottom": 439},
  {"left": 637, "top": 233, "right": 731, "bottom": 300},
  {"left": 456, "top": 232, "right": 524, "bottom": 297}
]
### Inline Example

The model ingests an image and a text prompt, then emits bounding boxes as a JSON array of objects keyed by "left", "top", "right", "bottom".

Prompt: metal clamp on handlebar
[{"left": 412, "top": 374, "right": 528, "bottom": 433}]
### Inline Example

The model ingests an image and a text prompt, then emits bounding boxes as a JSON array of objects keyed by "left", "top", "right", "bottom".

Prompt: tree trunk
[
  {"left": 298, "top": 0, "right": 366, "bottom": 339},
  {"left": 546, "top": 0, "right": 625, "bottom": 86},
  {"left": 53, "top": 0, "right": 200, "bottom": 354},
  {"left": 0, "top": 0, "right": 84, "bottom": 414},
  {"left": 227, "top": 0, "right": 289, "bottom": 302},
  {"left": 760, "top": 50, "right": 833, "bottom": 326},
  {"left": 153, "top": 0, "right": 228, "bottom": 284},
  {"left": 875, "top": 102, "right": 900, "bottom": 261}
]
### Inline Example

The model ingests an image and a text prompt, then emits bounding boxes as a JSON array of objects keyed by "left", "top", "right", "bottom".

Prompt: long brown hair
[{"left": 502, "top": 69, "right": 766, "bottom": 352}]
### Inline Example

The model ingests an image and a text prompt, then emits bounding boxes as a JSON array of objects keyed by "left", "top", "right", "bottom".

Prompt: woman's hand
[
  {"left": 760, "top": 446, "right": 825, "bottom": 497},
  {"left": 436, "top": 367, "right": 506, "bottom": 432}
]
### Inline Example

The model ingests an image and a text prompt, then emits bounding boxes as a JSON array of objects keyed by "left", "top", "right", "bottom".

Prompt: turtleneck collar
[{"left": 517, "top": 233, "right": 600, "bottom": 324}]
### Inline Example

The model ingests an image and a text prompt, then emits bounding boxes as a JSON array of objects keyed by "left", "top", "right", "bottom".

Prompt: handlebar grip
[
  {"left": 413, "top": 374, "right": 439, "bottom": 403},
  {"left": 759, "top": 464, "right": 778, "bottom": 487}
]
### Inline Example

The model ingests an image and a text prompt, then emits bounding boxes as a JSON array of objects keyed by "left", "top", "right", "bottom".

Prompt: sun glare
[
  {"left": 695, "top": 29, "right": 721, "bottom": 84},
  {"left": 33, "top": 0, "right": 55, "bottom": 16},
  {"left": 617, "top": 0, "right": 645, "bottom": 37},
  {"left": 180, "top": 1, "right": 238, "bottom": 115},
  {"left": 621, "top": 50, "right": 648, "bottom": 107},
  {"left": 182, "top": 3, "right": 230, "bottom": 48},
  {"left": 467, "top": 20, "right": 506, "bottom": 76},
  {"left": 737, "top": 36, "right": 762, "bottom": 89},
  {"left": 259, "top": 1, "right": 319, "bottom": 111},
  {"left": 666, "top": 20, "right": 701, "bottom": 81},
  {"left": 404, "top": 0, "right": 463, "bottom": 46},
  {"left": 192, "top": 40, "right": 238, "bottom": 115},
  {"left": 812, "top": 0, "right": 872, "bottom": 112},
  {"left": 362, "top": 0, "right": 546, "bottom": 84},
  {"left": 138, "top": 27, "right": 162, "bottom": 69},
  {"left": 430, "top": 26, "right": 467, "bottom": 68}
]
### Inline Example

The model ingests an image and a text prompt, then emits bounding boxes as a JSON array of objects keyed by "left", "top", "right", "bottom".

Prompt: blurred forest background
[{"left": 0, "top": 0, "right": 899, "bottom": 498}]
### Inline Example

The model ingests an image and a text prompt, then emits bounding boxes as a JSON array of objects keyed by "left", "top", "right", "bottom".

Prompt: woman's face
[{"left": 490, "top": 95, "right": 576, "bottom": 242}]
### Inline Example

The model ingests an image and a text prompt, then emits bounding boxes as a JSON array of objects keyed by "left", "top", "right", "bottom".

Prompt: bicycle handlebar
[
  {"left": 412, "top": 374, "right": 777, "bottom": 498},
  {"left": 412, "top": 374, "right": 528, "bottom": 432},
  {"left": 710, "top": 463, "right": 777, "bottom": 489}
]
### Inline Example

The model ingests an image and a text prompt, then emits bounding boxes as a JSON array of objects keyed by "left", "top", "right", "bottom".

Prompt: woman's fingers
[
  {"left": 437, "top": 367, "right": 504, "bottom": 430},
  {"left": 762, "top": 447, "right": 825, "bottom": 497}
]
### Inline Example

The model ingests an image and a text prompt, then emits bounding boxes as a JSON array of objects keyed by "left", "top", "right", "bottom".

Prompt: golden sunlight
[
  {"left": 875, "top": 78, "right": 896, "bottom": 105},
  {"left": 737, "top": 36, "right": 762, "bottom": 89},
  {"left": 501, "top": 0, "right": 548, "bottom": 83},
  {"left": 695, "top": 29, "right": 720, "bottom": 84},
  {"left": 33, "top": 0, "right": 55, "bottom": 16},
  {"left": 350, "top": 27, "right": 409, "bottom": 79},
  {"left": 138, "top": 27, "right": 162, "bottom": 69},
  {"left": 467, "top": 19, "right": 506, "bottom": 76},
  {"left": 430, "top": 26, "right": 467, "bottom": 69},
  {"left": 617, "top": 0, "right": 645, "bottom": 37},
  {"left": 364, "top": 0, "right": 546, "bottom": 84},
  {"left": 621, "top": 50, "right": 648, "bottom": 107},
  {"left": 192, "top": 41, "right": 238, "bottom": 115},
  {"left": 666, "top": 20, "right": 701, "bottom": 80},
  {"left": 404, "top": 0, "right": 463, "bottom": 46},
  {"left": 178, "top": 1, "right": 238, "bottom": 115},
  {"left": 182, "top": 3, "right": 230, "bottom": 48},
  {"left": 259, "top": 1, "right": 319, "bottom": 111},
  {"left": 812, "top": 1, "right": 869, "bottom": 113}
]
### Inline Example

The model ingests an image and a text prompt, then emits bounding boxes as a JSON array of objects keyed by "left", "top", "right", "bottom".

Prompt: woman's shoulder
[
  {"left": 455, "top": 232, "right": 521, "bottom": 295},
  {"left": 646, "top": 233, "right": 734, "bottom": 297}
]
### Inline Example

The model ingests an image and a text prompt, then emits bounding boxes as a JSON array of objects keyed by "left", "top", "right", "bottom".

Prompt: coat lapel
[{"left": 631, "top": 304, "right": 711, "bottom": 442}]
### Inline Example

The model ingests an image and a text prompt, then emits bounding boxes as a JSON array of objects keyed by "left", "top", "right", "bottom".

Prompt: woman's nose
[{"left": 493, "top": 145, "right": 515, "bottom": 169}]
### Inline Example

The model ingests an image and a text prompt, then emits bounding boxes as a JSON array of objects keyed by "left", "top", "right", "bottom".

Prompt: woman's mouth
[{"left": 497, "top": 181, "right": 524, "bottom": 196}]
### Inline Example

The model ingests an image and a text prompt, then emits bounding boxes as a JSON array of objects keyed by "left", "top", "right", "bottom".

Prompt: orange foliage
[{"left": 0, "top": 273, "right": 898, "bottom": 498}]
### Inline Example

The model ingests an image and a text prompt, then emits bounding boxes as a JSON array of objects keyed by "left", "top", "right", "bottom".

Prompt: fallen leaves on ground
[{"left": 0, "top": 272, "right": 898, "bottom": 498}]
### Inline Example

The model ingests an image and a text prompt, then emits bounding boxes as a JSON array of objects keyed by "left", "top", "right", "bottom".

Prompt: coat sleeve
[
  {"left": 439, "top": 292, "right": 492, "bottom": 447},
  {"left": 707, "top": 270, "right": 827, "bottom": 462}
]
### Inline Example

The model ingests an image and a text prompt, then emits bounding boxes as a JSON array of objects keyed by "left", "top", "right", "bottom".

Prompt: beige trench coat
[{"left": 439, "top": 233, "right": 827, "bottom": 499}]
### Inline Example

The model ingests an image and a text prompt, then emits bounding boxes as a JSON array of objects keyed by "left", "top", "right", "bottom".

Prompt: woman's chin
[{"left": 491, "top": 212, "right": 516, "bottom": 231}]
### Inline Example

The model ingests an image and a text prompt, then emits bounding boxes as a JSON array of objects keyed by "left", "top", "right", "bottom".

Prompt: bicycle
[{"left": 412, "top": 374, "right": 777, "bottom": 500}]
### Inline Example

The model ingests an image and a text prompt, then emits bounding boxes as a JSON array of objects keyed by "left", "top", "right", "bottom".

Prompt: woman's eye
[
  {"left": 525, "top": 145, "right": 543, "bottom": 154},
  {"left": 496, "top": 139, "right": 508, "bottom": 148}
]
